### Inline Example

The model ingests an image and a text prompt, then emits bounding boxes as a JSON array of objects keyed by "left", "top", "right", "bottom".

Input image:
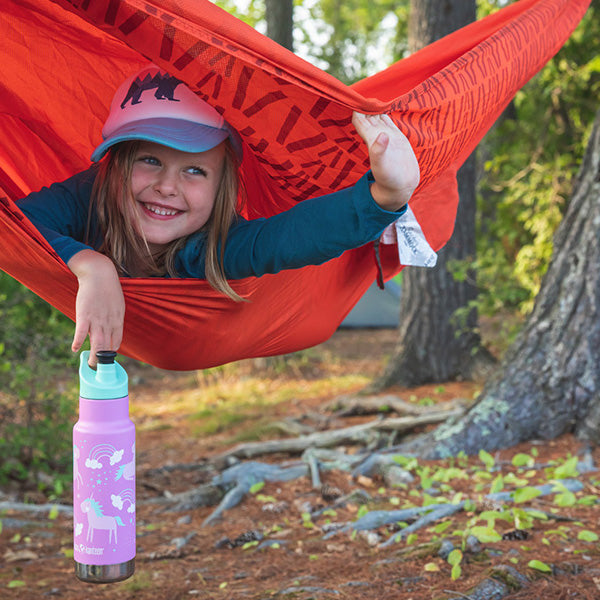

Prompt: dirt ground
[{"left": 1, "top": 328, "right": 599, "bottom": 600}]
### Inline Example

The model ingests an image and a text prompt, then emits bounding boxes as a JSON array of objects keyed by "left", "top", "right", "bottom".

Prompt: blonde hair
[{"left": 88, "top": 140, "right": 245, "bottom": 302}]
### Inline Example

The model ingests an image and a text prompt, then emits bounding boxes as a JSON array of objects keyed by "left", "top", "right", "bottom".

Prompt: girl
[{"left": 18, "top": 65, "right": 420, "bottom": 366}]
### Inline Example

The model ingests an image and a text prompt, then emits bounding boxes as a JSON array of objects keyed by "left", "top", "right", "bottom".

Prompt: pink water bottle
[{"left": 73, "top": 351, "right": 135, "bottom": 583}]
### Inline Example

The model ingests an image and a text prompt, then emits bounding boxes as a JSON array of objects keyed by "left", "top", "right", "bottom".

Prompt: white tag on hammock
[{"left": 380, "top": 204, "right": 437, "bottom": 267}]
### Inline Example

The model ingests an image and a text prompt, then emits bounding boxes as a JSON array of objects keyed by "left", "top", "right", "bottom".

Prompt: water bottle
[{"left": 73, "top": 350, "right": 135, "bottom": 583}]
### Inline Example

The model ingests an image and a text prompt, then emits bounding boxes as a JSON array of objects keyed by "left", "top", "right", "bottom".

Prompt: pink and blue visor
[{"left": 91, "top": 65, "right": 242, "bottom": 162}]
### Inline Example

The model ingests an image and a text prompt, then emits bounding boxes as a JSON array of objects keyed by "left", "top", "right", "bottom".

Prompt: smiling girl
[{"left": 18, "top": 65, "right": 420, "bottom": 365}]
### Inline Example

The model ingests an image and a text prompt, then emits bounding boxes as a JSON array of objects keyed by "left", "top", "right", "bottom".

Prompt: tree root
[
  {"left": 213, "top": 408, "right": 464, "bottom": 463},
  {"left": 322, "top": 478, "right": 584, "bottom": 544},
  {"left": 327, "top": 393, "right": 468, "bottom": 418},
  {"left": 0, "top": 501, "right": 73, "bottom": 516}
]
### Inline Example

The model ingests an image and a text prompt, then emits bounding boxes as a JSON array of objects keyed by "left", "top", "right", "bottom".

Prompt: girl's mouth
[{"left": 140, "top": 202, "right": 183, "bottom": 219}]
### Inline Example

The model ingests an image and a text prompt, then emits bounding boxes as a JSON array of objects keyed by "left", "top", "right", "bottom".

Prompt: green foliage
[
  {"left": 469, "top": 525, "right": 502, "bottom": 543},
  {"left": 478, "top": 449, "right": 495, "bottom": 471},
  {"left": 471, "top": 5, "right": 600, "bottom": 317},
  {"left": 512, "top": 486, "right": 543, "bottom": 504},
  {"left": 552, "top": 482, "right": 577, "bottom": 508},
  {"left": 221, "top": 0, "right": 598, "bottom": 326},
  {"left": 212, "top": 0, "right": 264, "bottom": 26},
  {"left": 447, "top": 548, "right": 463, "bottom": 580},
  {"left": 216, "top": 0, "right": 410, "bottom": 84},
  {"left": 0, "top": 273, "right": 76, "bottom": 494},
  {"left": 577, "top": 530, "right": 599, "bottom": 542},
  {"left": 528, "top": 559, "right": 552, "bottom": 573},
  {"left": 299, "top": 0, "right": 409, "bottom": 84},
  {"left": 250, "top": 481, "right": 266, "bottom": 494},
  {"left": 546, "top": 455, "right": 580, "bottom": 479}
]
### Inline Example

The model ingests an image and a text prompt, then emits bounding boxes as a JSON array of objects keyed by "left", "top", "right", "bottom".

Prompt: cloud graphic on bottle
[
  {"left": 127, "top": 503, "right": 136, "bottom": 514},
  {"left": 110, "top": 449, "right": 124, "bottom": 465},
  {"left": 111, "top": 494, "right": 124, "bottom": 510},
  {"left": 85, "top": 443, "right": 121, "bottom": 469},
  {"left": 75, "top": 523, "right": 83, "bottom": 536}
]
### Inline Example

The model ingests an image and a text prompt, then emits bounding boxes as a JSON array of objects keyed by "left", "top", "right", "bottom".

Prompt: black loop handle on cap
[{"left": 96, "top": 351, "right": 117, "bottom": 364}]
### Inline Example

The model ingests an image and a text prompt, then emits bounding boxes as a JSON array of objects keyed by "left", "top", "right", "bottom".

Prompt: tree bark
[
  {"left": 402, "top": 109, "right": 600, "bottom": 458},
  {"left": 265, "top": 0, "right": 294, "bottom": 52},
  {"left": 369, "top": 0, "right": 494, "bottom": 390}
]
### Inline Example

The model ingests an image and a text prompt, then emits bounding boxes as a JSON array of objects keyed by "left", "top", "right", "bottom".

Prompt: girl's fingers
[
  {"left": 353, "top": 111, "right": 399, "bottom": 149},
  {"left": 372, "top": 131, "right": 390, "bottom": 155},
  {"left": 72, "top": 320, "right": 90, "bottom": 353},
  {"left": 85, "top": 325, "right": 121, "bottom": 367}
]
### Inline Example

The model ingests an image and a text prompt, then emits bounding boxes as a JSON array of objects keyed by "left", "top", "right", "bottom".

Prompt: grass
[
  {"left": 120, "top": 570, "right": 154, "bottom": 592},
  {"left": 128, "top": 339, "right": 377, "bottom": 446},
  {"left": 133, "top": 372, "right": 369, "bottom": 427}
]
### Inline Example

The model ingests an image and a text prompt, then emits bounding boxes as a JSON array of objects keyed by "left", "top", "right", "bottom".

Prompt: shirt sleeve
[
  {"left": 176, "top": 171, "right": 407, "bottom": 279},
  {"left": 16, "top": 168, "right": 97, "bottom": 265}
]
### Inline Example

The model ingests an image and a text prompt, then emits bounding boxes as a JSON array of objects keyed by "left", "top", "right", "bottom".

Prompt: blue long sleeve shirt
[{"left": 17, "top": 167, "right": 406, "bottom": 279}]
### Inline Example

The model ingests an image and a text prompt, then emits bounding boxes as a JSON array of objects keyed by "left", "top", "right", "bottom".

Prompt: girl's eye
[
  {"left": 138, "top": 155, "right": 160, "bottom": 166},
  {"left": 187, "top": 166, "right": 208, "bottom": 177}
]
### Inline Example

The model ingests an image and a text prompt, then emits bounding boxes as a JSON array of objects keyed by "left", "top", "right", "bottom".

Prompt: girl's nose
[{"left": 153, "top": 170, "right": 178, "bottom": 196}]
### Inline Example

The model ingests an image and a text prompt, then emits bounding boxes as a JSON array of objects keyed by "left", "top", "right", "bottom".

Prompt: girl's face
[{"left": 129, "top": 141, "right": 225, "bottom": 249}]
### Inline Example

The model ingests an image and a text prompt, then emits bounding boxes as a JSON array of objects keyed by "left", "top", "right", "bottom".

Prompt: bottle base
[{"left": 75, "top": 558, "right": 135, "bottom": 583}]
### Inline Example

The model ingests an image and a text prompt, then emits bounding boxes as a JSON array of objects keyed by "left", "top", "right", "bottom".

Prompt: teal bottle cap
[{"left": 79, "top": 351, "right": 128, "bottom": 400}]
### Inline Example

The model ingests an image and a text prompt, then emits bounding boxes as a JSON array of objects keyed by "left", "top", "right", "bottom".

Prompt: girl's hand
[
  {"left": 67, "top": 250, "right": 125, "bottom": 367},
  {"left": 352, "top": 112, "right": 420, "bottom": 212}
]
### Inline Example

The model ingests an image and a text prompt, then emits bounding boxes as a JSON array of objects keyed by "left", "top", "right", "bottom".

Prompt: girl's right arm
[
  {"left": 67, "top": 250, "right": 125, "bottom": 367},
  {"left": 17, "top": 168, "right": 123, "bottom": 366}
]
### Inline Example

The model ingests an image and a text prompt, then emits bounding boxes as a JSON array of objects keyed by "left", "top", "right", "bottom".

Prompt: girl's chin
[
  {"left": 144, "top": 235, "right": 177, "bottom": 248},
  {"left": 137, "top": 227, "right": 179, "bottom": 248}
]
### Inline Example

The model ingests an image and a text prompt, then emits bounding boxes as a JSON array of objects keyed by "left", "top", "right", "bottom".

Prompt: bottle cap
[
  {"left": 96, "top": 350, "right": 117, "bottom": 365},
  {"left": 79, "top": 351, "right": 128, "bottom": 400}
]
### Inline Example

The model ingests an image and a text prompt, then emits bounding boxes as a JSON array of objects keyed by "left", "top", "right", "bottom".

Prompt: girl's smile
[
  {"left": 130, "top": 141, "right": 225, "bottom": 249},
  {"left": 140, "top": 202, "right": 182, "bottom": 218}
]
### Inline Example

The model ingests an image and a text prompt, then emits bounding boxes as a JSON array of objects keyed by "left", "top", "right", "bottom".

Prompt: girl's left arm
[{"left": 176, "top": 111, "right": 420, "bottom": 280}]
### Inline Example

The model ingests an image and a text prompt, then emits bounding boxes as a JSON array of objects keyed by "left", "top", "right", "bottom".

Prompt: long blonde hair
[{"left": 88, "top": 140, "right": 245, "bottom": 301}]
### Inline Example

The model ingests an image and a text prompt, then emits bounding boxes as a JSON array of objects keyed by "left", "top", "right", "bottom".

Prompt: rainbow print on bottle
[{"left": 73, "top": 351, "right": 135, "bottom": 583}]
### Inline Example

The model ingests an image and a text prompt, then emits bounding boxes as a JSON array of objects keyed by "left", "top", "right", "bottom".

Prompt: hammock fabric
[{"left": 0, "top": 0, "right": 590, "bottom": 371}]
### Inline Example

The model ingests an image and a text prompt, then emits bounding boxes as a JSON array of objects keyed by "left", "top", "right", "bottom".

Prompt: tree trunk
[
  {"left": 265, "top": 0, "right": 294, "bottom": 52},
  {"left": 403, "top": 109, "right": 600, "bottom": 458},
  {"left": 408, "top": 0, "right": 475, "bottom": 49},
  {"left": 369, "top": 0, "right": 494, "bottom": 390}
]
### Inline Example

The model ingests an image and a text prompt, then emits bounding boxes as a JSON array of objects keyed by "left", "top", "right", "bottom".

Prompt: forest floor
[{"left": 1, "top": 327, "right": 600, "bottom": 600}]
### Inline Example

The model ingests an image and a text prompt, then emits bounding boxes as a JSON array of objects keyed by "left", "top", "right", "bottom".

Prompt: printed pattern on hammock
[
  {"left": 0, "top": 0, "right": 590, "bottom": 370},
  {"left": 56, "top": 0, "right": 586, "bottom": 202}
]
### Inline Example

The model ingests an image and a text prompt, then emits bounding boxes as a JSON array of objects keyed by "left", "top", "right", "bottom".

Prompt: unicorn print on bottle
[
  {"left": 73, "top": 438, "right": 136, "bottom": 558},
  {"left": 81, "top": 497, "right": 125, "bottom": 544},
  {"left": 73, "top": 350, "right": 135, "bottom": 582},
  {"left": 73, "top": 445, "right": 84, "bottom": 488},
  {"left": 115, "top": 443, "right": 135, "bottom": 481}
]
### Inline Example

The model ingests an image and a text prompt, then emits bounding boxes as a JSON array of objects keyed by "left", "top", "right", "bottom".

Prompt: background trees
[
  {"left": 403, "top": 106, "right": 600, "bottom": 458},
  {"left": 369, "top": 0, "right": 496, "bottom": 390},
  {"left": 265, "top": 0, "right": 294, "bottom": 51},
  {"left": 212, "top": 0, "right": 600, "bottom": 453}
]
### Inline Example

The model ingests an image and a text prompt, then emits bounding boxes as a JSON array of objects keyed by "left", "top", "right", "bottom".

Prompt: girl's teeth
[{"left": 144, "top": 203, "right": 178, "bottom": 216}]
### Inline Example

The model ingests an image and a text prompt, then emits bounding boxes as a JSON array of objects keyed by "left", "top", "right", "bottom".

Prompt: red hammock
[{"left": 0, "top": 0, "right": 590, "bottom": 370}]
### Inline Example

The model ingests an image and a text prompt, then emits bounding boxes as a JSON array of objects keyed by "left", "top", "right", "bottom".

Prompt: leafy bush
[
  {"left": 0, "top": 273, "right": 76, "bottom": 497},
  {"left": 472, "top": 5, "right": 600, "bottom": 315}
]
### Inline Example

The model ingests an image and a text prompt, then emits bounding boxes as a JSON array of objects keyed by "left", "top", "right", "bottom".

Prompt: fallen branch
[
  {"left": 441, "top": 565, "right": 528, "bottom": 600},
  {"left": 147, "top": 483, "right": 225, "bottom": 512},
  {"left": 328, "top": 394, "right": 468, "bottom": 418},
  {"left": 0, "top": 501, "right": 73, "bottom": 516},
  {"left": 321, "top": 478, "right": 585, "bottom": 545},
  {"left": 379, "top": 503, "right": 465, "bottom": 547},
  {"left": 214, "top": 409, "right": 464, "bottom": 462},
  {"left": 203, "top": 461, "right": 308, "bottom": 526}
]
